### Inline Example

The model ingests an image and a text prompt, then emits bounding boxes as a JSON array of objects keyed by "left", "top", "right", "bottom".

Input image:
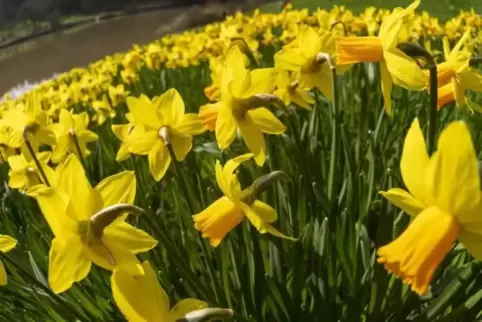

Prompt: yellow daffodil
[
  {"left": 7, "top": 152, "right": 55, "bottom": 191},
  {"left": 112, "top": 261, "right": 208, "bottom": 322},
  {"left": 92, "top": 95, "right": 116, "bottom": 125},
  {"left": 336, "top": 0, "right": 426, "bottom": 113},
  {"left": 274, "top": 69, "right": 314, "bottom": 110},
  {"left": 109, "top": 84, "right": 128, "bottom": 107},
  {"left": 1, "top": 92, "right": 56, "bottom": 151},
  {"left": 51, "top": 109, "right": 98, "bottom": 164},
  {"left": 0, "top": 234, "right": 17, "bottom": 286},
  {"left": 123, "top": 89, "right": 205, "bottom": 181},
  {"left": 27, "top": 154, "right": 158, "bottom": 293},
  {"left": 274, "top": 25, "right": 345, "bottom": 100},
  {"left": 434, "top": 30, "right": 482, "bottom": 110},
  {"left": 111, "top": 123, "right": 137, "bottom": 162},
  {"left": 193, "top": 153, "right": 295, "bottom": 247},
  {"left": 378, "top": 118, "right": 482, "bottom": 295},
  {"left": 206, "top": 46, "right": 284, "bottom": 166},
  {"left": 0, "top": 126, "right": 16, "bottom": 164}
]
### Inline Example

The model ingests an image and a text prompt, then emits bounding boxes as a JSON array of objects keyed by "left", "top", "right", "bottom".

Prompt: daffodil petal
[
  {"left": 274, "top": 48, "right": 305, "bottom": 71},
  {"left": 148, "top": 141, "right": 171, "bottom": 182},
  {"left": 459, "top": 70, "right": 482, "bottom": 92},
  {"left": 384, "top": 48, "right": 426, "bottom": 91},
  {"left": 95, "top": 171, "right": 136, "bottom": 208},
  {"left": 380, "top": 60, "right": 393, "bottom": 114},
  {"left": 0, "top": 261, "right": 7, "bottom": 286},
  {"left": 0, "top": 235, "right": 17, "bottom": 253},
  {"left": 170, "top": 134, "right": 193, "bottom": 161},
  {"left": 126, "top": 95, "right": 161, "bottom": 130},
  {"left": 251, "top": 200, "right": 278, "bottom": 223},
  {"left": 168, "top": 299, "right": 209, "bottom": 321},
  {"left": 104, "top": 222, "right": 158, "bottom": 254},
  {"left": 247, "top": 108, "right": 286, "bottom": 135},
  {"left": 241, "top": 68, "right": 277, "bottom": 98},
  {"left": 49, "top": 237, "right": 90, "bottom": 294},
  {"left": 215, "top": 105, "right": 237, "bottom": 150},
  {"left": 458, "top": 229, "right": 482, "bottom": 260},
  {"left": 380, "top": 188, "right": 425, "bottom": 216},
  {"left": 238, "top": 117, "right": 265, "bottom": 166},
  {"left": 112, "top": 261, "right": 169, "bottom": 321},
  {"left": 426, "top": 121, "right": 480, "bottom": 215},
  {"left": 156, "top": 88, "right": 184, "bottom": 125},
  {"left": 173, "top": 114, "right": 206, "bottom": 135},
  {"left": 400, "top": 118, "right": 430, "bottom": 205}
]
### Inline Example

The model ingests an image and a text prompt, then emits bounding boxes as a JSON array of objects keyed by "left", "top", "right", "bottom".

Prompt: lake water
[{"left": 0, "top": 8, "right": 185, "bottom": 94}]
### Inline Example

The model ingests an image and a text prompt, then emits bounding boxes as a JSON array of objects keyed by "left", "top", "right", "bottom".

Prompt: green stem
[
  {"left": 23, "top": 131, "right": 50, "bottom": 187},
  {"left": 427, "top": 65, "right": 438, "bottom": 155},
  {"left": 71, "top": 131, "right": 89, "bottom": 175}
]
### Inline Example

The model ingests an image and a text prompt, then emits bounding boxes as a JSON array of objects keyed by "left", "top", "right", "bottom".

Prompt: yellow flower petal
[
  {"left": 377, "top": 206, "right": 459, "bottom": 296},
  {"left": 241, "top": 203, "right": 294, "bottom": 240},
  {"left": 156, "top": 88, "right": 184, "bottom": 125},
  {"left": 173, "top": 114, "right": 206, "bottom": 135},
  {"left": 104, "top": 222, "right": 158, "bottom": 254},
  {"left": 26, "top": 185, "right": 77, "bottom": 238},
  {"left": 384, "top": 48, "right": 426, "bottom": 91},
  {"left": 0, "top": 261, "right": 7, "bottom": 286},
  {"left": 251, "top": 200, "right": 277, "bottom": 223},
  {"left": 241, "top": 68, "right": 277, "bottom": 98},
  {"left": 49, "top": 237, "right": 91, "bottom": 294},
  {"left": 427, "top": 121, "right": 480, "bottom": 215},
  {"left": 148, "top": 141, "right": 171, "bottom": 182},
  {"left": 56, "top": 154, "right": 100, "bottom": 221},
  {"left": 0, "top": 235, "right": 17, "bottom": 253},
  {"left": 95, "top": 171, "right": 136, "bottom": 208},
  {"left": 248, "top": 108, "right": 286, "bottom": 135},
  {"left": 112, "top": 261, "right": 169, "bottom": 321},
  {"left": 126, "top": 95, "right": 161, "bottom": 130},
  {"left": 452, "top": 78, "right": 466, "bottom": 106},
  {"left": 215, "top": 105, "right": 237, "bottom": 150},
  {"left": 458, "top": 229, "right": 482, "bottom": 259},
  {"left": 379, "top": 188, "right": 425, "bottom": 216},
  {"left": 400, "top": 118, "right": 430, "bottom": 205},
  {"left": 88, "top": 239, "right": 144, "bottom": 276},
  {"left": 297, "top": 26, "right": 321, "bottom": 60},
  {"left": 378, "top": 0, "right": 420, "bottom": 49},
  {"left": 459, "top": 70, "right": 482, "bottom": 92},
  {"left": 170, "top": 134, "right": 193, "bottom": 161},
  {"left": 274, "top": 48, "right": 305, "bottom": 71},
  {"left": 380, "top": 60, "right": 393, "bottom": 114},
  {"left": 168, "top": 299, "right": 209, "bottom": 321},
  {"left": 127, "top": 128, "right": 158, "bottom": 155},
  {"left": 238, "top": 117, "right": 265, "bottom": 166}
]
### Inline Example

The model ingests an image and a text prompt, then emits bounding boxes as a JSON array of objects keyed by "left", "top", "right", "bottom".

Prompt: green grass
[{"left": 284, "top": 0, "right": 481, "bottom": 21}]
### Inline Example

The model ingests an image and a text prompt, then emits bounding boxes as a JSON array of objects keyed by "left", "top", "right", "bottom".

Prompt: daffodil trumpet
[
  {"left": 23, "top": 125, "right": 51, "bottom": 187},
  {"left": 397, "top": 42, "right": 439, "bottom": 154}
]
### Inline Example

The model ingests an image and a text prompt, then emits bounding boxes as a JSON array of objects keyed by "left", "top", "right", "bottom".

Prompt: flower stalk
[
  {"left": 23, "top": 126, "right": 51, "bottom": 187},
  {"left": 397, "top": 42, "right": 438, "bottom": 155}
]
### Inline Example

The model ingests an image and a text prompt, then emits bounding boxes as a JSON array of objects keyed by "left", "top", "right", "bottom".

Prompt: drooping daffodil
[
  {"left": 204, "top": 46, "right": 285, "bottom": 166},
  {"left": 336, "top": 0, "right": 426, "bottom": 113},
  {"left": 0, "top": 234, "right": 17, "bottom": 286},
  {"left": 434, "top": 29, "right": 482, "bottom": 111},
  {"left": 92, "top": 95, "right": 116, "bottom": 125},
  {"left": 112, "top": 260, "right": 231, "bottom": 322},
  {"left": 275, "top": 25, "right": 348, "bottom": 100},
  {"left": 193, "top": 153, "right": 295, "bottom": 247},
  {"left": 27, "top": 154, "right": 158, "bottom": 293},
  {"left": 378, "top": 118, "right": 482, "bottom": 295},
  {"left": 7, "top": 151, "right": 55, "bottom": 191},
  {"left": 121, "top": 89, "right": 206, "bottom": 181},
  {"left": 51, "top": 109, "right": 98, "bottom": 164},
  {"left": 1, "top": 91, "right": 56, "bottom": 151}
]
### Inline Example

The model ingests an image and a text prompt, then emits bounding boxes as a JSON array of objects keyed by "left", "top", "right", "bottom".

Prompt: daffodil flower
[
  {"left": 274, "top": 69, "right": 315, "bottom": 110},
  {"left": 208, "top": 46, "right": 285, "bottom": 166},
  {"left": 111, "top": 122, "right": 137, "bottom": 162},
  {"left": 0, "top": 234, "right": 17, "bottom": 286},
  {"left": 378, "top": 118, "right": 482, "bottom": 295},
  {"left": 51, "top": 109, "right": 98, "bottom": 164},
  {"left": 27, "top": 154, "right": 158, "bottom": 293},
  {"left": 433, "top": 30, "right": 482, "bottom": 110},
  {"left": 275, "top": 25, "right": 347, "bottom": 100},
  {"left": 1, "top": 91, "right": 56, "bottom": 151},
  {"left": 109, "top": 84, "right": 129, "bottom": 107},
  {"left": 123, "top": 89, "right": 206, "bottom": 181},
  {"left": 336, "top": 0, "right": 426, "bottom": 113},
  {"left": 112, "top": 261, "right": 210, "bottom": 322},
  {"left": 193, "top": 153, "right": 295, "bottom": 247},
  {"left": 92, "top": 95, "right": 116, "bottom": 125},
  {"left": 7, "top": 152, "right": 55, "bottom": 191}
]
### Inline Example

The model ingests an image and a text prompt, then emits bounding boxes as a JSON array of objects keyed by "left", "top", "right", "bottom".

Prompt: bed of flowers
[{"left": 0, "top": 1, "right": 482, "bottom": 321}]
